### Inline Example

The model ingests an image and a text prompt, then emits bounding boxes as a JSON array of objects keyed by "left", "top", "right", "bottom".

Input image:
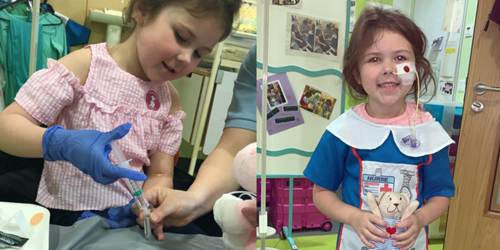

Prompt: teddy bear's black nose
[{"left": 394, "top": 203, "right": 399, "bottom": 207}]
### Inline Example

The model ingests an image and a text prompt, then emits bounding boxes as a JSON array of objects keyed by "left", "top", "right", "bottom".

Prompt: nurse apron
[{"left": 326, "top": 109, "right": 454, "bottom": 250}]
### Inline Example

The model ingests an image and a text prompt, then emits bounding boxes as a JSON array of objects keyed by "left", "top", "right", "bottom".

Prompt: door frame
[{"left": 444, "top": 0, "right": 500, "bottom": 248}]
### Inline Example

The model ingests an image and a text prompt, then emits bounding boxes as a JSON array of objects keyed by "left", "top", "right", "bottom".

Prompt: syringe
[{"left": 110, "top": 141, "right": 152, "bottom": 239}]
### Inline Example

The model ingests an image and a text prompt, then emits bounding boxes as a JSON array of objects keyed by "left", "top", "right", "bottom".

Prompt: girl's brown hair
[
  {"left": 343, "top": 6, "right": 435, "bottom": 101},
  {"left": 124, "top": 0, "right": 242, "bottom": 41}
]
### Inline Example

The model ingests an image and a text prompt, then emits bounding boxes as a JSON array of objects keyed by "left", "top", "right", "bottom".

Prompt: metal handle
[
  {"left": 474, "top": 82, "right": 500, "bottom": 95},
  {"left": 471, "top": 101, "right": 484, "bottom": 113}
]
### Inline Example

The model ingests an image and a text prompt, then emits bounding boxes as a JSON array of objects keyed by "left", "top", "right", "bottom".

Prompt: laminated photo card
[
  {"left": 257, "top": 73, "right": 304, "bottom": 135},
  {"left": 299, "top": 84, "right": 336, "bottom": 120},
  {"left": 286, "top": 12, "right": 342, "bottom": 61}
]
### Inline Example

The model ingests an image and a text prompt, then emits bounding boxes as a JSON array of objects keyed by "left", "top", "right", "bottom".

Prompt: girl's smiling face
[
  {"left": 358, "top": 29, "right": 415, "bottom": 118},
  {"left": 134, "top": 5, "right": 224, "bottom": 83}
]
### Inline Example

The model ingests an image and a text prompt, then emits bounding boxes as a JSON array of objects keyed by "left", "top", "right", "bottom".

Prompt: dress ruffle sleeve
[
  {"left": 157, "top": 110, "right": 187, "bottom": 155},
  {"left": 15, "top": 59, "right": 82, "bottom": 126}
]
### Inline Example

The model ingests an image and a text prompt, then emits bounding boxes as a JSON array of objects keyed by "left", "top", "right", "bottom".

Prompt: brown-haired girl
[
  {"left": 304, "top": 6, "right": 455, "bottom": 250},
  {"left": 0, "top": 0, "right": 242, "bottom": 240}
]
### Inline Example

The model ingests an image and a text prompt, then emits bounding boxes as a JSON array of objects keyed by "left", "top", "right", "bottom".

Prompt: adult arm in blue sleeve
[{"left": 224, "top": 44, "right": 256, "bottom": 132}]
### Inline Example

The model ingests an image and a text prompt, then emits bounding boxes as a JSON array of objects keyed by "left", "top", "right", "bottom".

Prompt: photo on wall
[
  {"left": 437, "top": 80, "right": 454, "bottom": 101},
  {"left": 286, "top": 12, "right": 342, "bottom": 61},
  {"left": 272, "top": 0, "right": 302, "bottom": 6},
  {"left": 299, "top": 84, "right": 336, "bottom": 120},
  {"left": 313, "top": 19, "right": 340, "bottom": 57},
  {"left": 288, "top": 14, "right": 315, "bottom": 53},
  {"left": 442, "top": 82, "right": 454, "bottom": 95},
  {"left": 349, "top": 0, "right": 356, "bottom": 33},
  {"left": 257, "top": 73, "right": 304, "bottom": 135},
  {"left": 266, "top": 80, "right": 288, "bottom": 108}
]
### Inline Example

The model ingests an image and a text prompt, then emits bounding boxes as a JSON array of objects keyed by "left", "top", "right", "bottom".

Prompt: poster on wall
[
  {"left": 351, "top": 1, "right": 394, "bottom": 31},
  {"left": 299, "top": 84, "right": 337, "bottom": 120},
  {"left": 272, "top": 0, "right": 302, "bottom": 7},
  {"left": 437, "top": 80, "right": 454, "bottom": 101},
  {"left": 366, "top": 2, "right": 392, "bottom": 9},
  {"left": 442, "top": 0, "right": 465, "bottom": 33},
  {"left": 349, "top": 1, "right": 356, "bottom": 33},
  {"left": 257, "top": 73, "right": 304, "bottom": 135},
  {"left": 441, "top": 37, "right": 459, "bottom": 78},
  {"left": 233, "top": 0, "right": 257, "bottom": 35},
  {"left": 286, "top": 12, "right": 342, "bottom": 61}
]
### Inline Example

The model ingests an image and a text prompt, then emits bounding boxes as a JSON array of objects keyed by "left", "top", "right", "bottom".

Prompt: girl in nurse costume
[{"left": 303, "top": 6, "right": 455, "bottom": 250}]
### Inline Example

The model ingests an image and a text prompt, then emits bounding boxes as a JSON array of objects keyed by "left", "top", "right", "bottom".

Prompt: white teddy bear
[
  {"left": 213, "top": 143, "right": 257, "bottom": 250},
  {"left": 366, "top": 192, "right": 419, "bottom": 250}
]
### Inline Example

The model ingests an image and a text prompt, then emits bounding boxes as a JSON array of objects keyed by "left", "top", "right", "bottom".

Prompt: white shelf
[
  {"left": 89, "top": 9, "right": 132, "bottom": 27},
  {"left": 233, "top": 31, "right": 257, "bottom": 39}
]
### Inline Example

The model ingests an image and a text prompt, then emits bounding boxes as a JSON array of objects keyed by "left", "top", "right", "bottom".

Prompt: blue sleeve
[
  {"left": 224, "top": 44, "right": 256, "bottom": 132},
  {"left": 421, "top": 146, "right": 455, "bottom": 200},
  {"left": 303, "top": 131, "right": 347, "bottom": 191}
]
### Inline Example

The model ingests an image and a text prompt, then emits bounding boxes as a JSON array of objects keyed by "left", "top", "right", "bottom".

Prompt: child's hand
[
  {"left": 392, "top": 214, "right": 424, "bottom": 250},
  {"left": 350, "top": 210, "right": 390, "bottom": 249},
  {"left": 42, "top": 123, "right": 147, "bottom": 184}
]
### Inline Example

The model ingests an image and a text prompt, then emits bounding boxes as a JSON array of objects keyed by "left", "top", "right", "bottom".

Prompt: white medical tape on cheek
[{"left": 396, "top": 62, "right": 416, "bottom": 85}]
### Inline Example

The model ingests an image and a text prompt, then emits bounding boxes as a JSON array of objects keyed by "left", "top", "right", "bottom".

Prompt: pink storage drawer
[
  {"left": 269, "top": 203, "right": 305, "bottom": 234},
  {"left": 257, "top": 179, "right": 271, "bottom": 204},
  {"left": 271, "top": 180, "right": 307, "bottom": 205},
  {"left": 303, "top": 203, "right": 332, "bottom": 231}
]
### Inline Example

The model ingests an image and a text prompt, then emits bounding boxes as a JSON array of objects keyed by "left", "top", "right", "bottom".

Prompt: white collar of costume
[{"left": 326, "top": 109, "right": 454, "bottom": 157}]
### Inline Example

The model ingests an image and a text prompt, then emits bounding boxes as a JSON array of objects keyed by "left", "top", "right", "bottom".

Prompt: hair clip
[{"left": 402, "top": 134, "right": 420, "bottom": 148}]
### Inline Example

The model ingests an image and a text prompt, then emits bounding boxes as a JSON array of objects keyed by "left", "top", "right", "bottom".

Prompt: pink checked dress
[{"left": 15, "top": 43, "right": 186, "bottom": 211}]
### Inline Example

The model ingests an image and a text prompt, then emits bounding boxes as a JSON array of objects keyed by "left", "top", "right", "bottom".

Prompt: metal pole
[
  {"left": 259, "top": 0, "right": 270, "bottom": 249},
  {"left": 188, "top": 42, "right": 224, "bottom": 176},
  {"left": 29, "top": 0, "right": 40, "bottom": 77}
]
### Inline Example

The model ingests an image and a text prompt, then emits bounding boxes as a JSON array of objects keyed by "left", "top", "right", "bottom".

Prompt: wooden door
[{"left": 444, "top": 0, "right": 500, "bottom": 248}]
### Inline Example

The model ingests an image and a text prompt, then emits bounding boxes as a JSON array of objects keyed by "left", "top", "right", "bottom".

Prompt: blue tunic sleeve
[
  {"left": 303, "top": 131, "right": 349, "bottom": 191},
  {"left": 224, "top": 44, "right": 256, "bottom": 132},
  {"left": 421, "top": 146, "right": 455, "bottom": 200}
]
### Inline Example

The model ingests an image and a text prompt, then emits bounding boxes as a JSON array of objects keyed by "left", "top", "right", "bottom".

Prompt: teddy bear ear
[
  {"left": 401, "top": 193, "right": 410, "bottom": 204},
  {"left": 378, "top": 192, "right": 386, "bottom": 203}
]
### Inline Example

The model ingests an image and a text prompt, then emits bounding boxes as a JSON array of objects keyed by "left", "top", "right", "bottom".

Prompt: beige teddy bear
[{"left": 366, "top": 192, "right": 419, "bottom": 250}]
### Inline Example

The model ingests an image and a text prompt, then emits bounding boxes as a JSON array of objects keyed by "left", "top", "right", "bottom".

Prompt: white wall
[
  {"left": 257, "top": 0, "right": 347, "bottom": 175},
  {"left": 393, "top": 0, "right": 413, "bottom": 17},
  {"left": 413, "top": 0, "right": 449, "bottom": 63},
  {"left": 203, "top": 71, "right": 237, "bottom": 155},
  {"left": 413, "top": 0, "right": 466, "bottom": 102}
]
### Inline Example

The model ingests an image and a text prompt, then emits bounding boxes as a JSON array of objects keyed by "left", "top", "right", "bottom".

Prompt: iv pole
[
  {"left": 29, "top": 0, "right": 40, "bottom": 77},
  {"left": 257, "top": 0, "right": 278, "bottom": 249}
]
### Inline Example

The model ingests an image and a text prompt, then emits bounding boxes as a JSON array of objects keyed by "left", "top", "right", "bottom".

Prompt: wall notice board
[{"left": 257, "top": 0, "right": 349, "bottom": 175}]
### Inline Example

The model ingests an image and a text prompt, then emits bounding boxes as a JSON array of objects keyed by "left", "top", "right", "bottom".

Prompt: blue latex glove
[
  {"left": 78, "top": 199, "right": 137, "bottom": 229},
  {"left": 42, "top": 123, "right": 146, "bottom": 185}
]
